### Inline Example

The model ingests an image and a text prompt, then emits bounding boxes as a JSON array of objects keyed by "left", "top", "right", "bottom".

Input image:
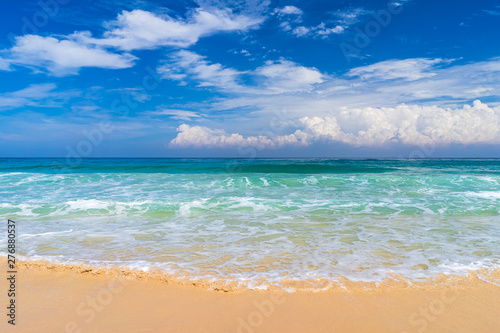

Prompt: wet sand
[{"left": 1, "top": 259, "right": 500, "bottom": 333}]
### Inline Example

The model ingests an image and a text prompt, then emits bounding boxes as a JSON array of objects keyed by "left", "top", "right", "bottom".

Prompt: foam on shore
[{"left": 8, "top": 257, "right": 500, "bottom": 293}]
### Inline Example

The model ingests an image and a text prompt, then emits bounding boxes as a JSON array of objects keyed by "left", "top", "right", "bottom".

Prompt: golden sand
[{"left": 1, "top": 259, "right": 500, "bottom": 332}]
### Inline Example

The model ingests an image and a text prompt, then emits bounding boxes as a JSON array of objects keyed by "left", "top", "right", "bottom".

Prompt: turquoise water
[{"left": 1, "top": 159, "right": 500, "bottom": 288}]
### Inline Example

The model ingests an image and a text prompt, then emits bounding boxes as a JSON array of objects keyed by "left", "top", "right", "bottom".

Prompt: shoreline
[
  {"left": 6, "top": 257, "right": 500, "bottom": 292},
  {"left": 1, "top": 259, "right": 500, "bottom": 332}
]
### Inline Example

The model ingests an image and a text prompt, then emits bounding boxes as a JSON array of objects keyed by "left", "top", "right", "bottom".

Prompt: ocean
[{"left": 1, "top": 158, "right": 500, "bottom": 290}]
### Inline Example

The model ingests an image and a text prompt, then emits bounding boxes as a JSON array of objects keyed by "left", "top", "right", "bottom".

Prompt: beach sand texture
[{"left": 1, "top": 259, "right": 499, "bottom": 333}]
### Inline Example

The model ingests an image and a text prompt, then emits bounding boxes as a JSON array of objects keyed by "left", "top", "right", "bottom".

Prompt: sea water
[{"left": 1, "top": 158, "right": 500, "bottom": 289}]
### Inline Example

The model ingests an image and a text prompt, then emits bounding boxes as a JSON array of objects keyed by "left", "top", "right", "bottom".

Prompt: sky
[{"left": 0, "top": 0, "right": 500, "bottom": 158}]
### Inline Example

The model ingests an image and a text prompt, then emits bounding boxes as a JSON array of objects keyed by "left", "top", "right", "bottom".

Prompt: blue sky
[{"left": 1, "top": 0, "right": 500, "bottom": 158}]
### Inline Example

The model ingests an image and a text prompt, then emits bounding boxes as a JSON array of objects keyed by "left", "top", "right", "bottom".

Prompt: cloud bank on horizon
[
  {"left": 171, "top": 101, "right": 500, "bottom": 148},
  {"left": 0, "top": 0, "right": 500, "bottom": 157}
]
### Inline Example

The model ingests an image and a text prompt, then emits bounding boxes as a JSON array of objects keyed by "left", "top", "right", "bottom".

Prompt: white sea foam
[
  {"left": 466, "top": 191, "right": 500, "bottom": 199},
  {"left": 20, "top": 229, "right": 74, "bottom": 238}
]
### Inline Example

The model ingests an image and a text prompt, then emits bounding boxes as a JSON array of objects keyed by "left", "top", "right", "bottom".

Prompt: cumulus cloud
[
  {"left": 298, "top": 101, "right": 500, "bottom": 146},
  {"left": 158, "top": 51, "right": 324, "bottom": 94},
  {"left": 347, "top": 58, "right": 449, "bottom": 81},
  {"left": 170, "top": 124, "right": 309, "bottom": 148},
  {"left": 4, "top": 35, "right": 136, "bottom": 75},
  {"left": 169, "top": 101, "right": 500, "bottom": 148},
  {"left": 79, "top": 9, "right": 263, "bottom": 50}
]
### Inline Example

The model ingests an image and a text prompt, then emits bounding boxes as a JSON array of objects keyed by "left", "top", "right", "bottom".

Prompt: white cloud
[
  {"left": 292, "top": 23, "right": 344, "bottom": 38},
  {"left": 255, "top": 59, "right": 324, "bottom": 93},
  {"left": 273, "top": 5, "right": 307, "bottom": 35},
  {"left": 0, "top": 8, "right": 262, "bottom": 76},
  {"left": 352, "top": 57, "right": 500, "bottom": 102},
  {"left": 332, "top": 7, "right": 368, "bottom": 26},
  {"left": 0, "top": 57, "right": 10, "bottom": 71},
  {"left": 0, "top": 83, "right": 69, "bottom": 109},
  {"left": 5, "top": 35, "right": 136, "bottom": 75},
  {"left": 147, "top": 109, "right": 204, "bottom": 121},
  {"left": 158, "top": 50, "right": 244, "bottom": 91},
  {"left": 315, "top": 23, "right": 345, "bottom": 35},
  {"left": 301, "top": 100, "right": 500, "bottom": 146},
  {"left": 159, "top": 51, "right": 324, "bottom": 94},
  {"left": 190, "top": 57, "right": 500, "bottom": 123},
  {"left": 483, "top": 7, "right": 500, "bottom": 16},
  {"left": 292, "top": 26, "right": 310, "bottom": 37},
  {"left": 170, "top": 124, "right": 308, "bottom": 148},
  {"left": 79, "top": 9, "right": 263, "bottom": 50},
  {"left": 347, "top": 58, "right": 448, "bottom": 81},
  {"left": 274, "top": 6, "right": 303, "bottom": 16},
  {"left": 194, "top": 0, "right": 271, "bottom": 17},
  {"left": 273, "top": 5, "right": 344, "bottom": 38},
  {"left": 465, "top": 87, "right": 493, "bottom": 94},
  {"left": 279, "top": 21, "right": 293, "bottom": 31},
  {"left": 273, "top": 5, "right": 344, "bottom": 39},
  {"left": 170, "top": 101, "right": 500, "bottom": 148}
]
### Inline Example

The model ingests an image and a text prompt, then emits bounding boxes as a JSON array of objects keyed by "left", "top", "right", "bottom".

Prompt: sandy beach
[{"left": 1, "top": 259, "right": 499, "bottom": 333}]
